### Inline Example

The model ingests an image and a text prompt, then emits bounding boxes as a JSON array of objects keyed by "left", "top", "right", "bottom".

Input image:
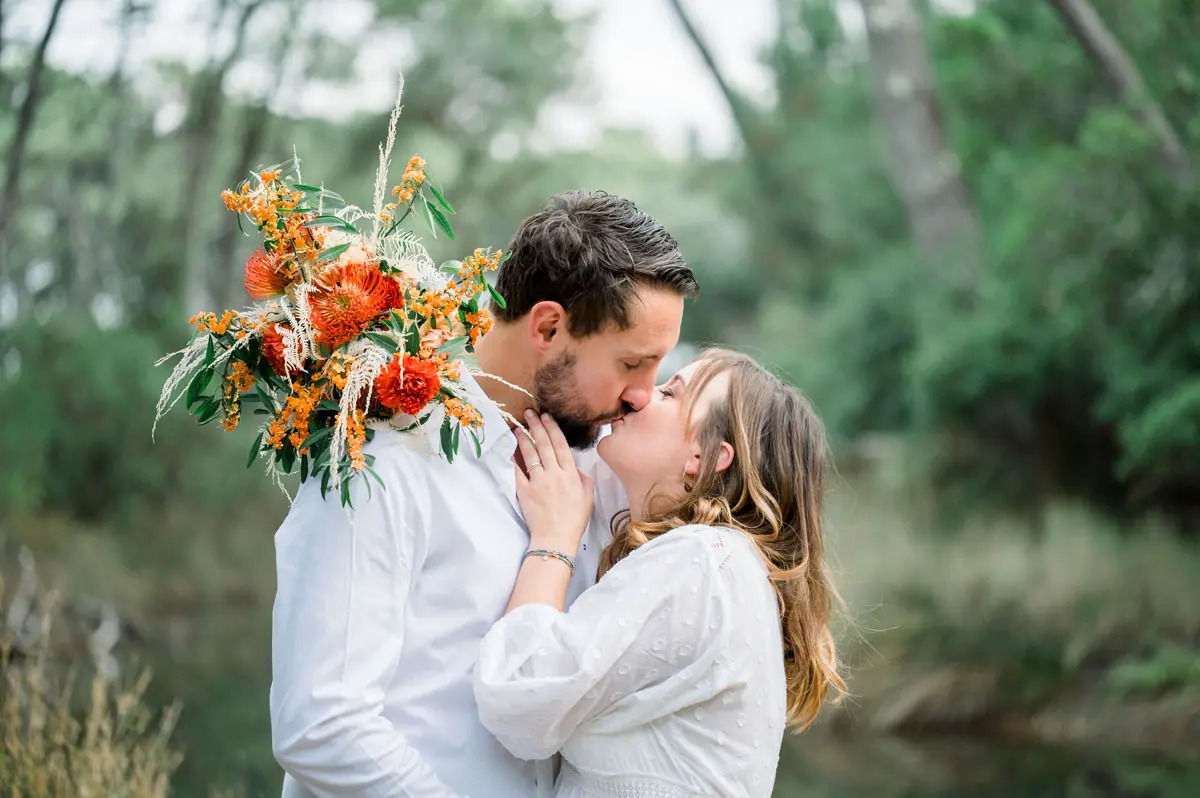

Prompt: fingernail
[
  {"left": 525, "top": 409, "right": 535, "bottom": 420},
  {"left": 542, "top": 413, "right": 552, "bottom": 423}
]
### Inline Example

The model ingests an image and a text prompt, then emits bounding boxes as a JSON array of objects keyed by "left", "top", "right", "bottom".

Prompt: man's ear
[{"left": 528, "top": 301, "right": 566, "bottom": 353}]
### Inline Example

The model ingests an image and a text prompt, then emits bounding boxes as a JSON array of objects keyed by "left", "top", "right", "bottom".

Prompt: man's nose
[{"left": 621, "top": 377, "right": 655, "bottom": 412}]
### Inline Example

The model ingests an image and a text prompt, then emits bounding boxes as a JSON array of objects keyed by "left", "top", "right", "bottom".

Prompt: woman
[{"left": 473, "top": 348, "right": 845, "bottom": 797}]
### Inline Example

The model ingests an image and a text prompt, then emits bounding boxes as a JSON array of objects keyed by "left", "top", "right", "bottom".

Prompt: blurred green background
[{"left": 1, "top": 0, "right": 1198, "bottom": 795}]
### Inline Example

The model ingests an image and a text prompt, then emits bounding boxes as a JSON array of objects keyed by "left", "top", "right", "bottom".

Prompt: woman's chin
[{"left": 596, "top": 429, "right": 622, "bottom": 470}]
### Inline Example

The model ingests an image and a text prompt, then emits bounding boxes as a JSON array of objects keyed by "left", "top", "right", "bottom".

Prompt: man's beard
[{"left": 534, "top": 351, "right": 623, "bottom": 450}]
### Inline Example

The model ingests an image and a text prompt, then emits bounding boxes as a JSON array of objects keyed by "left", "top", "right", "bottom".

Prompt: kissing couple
[{"left": 270, "top": 189, "right": 846, "bottom": 797}]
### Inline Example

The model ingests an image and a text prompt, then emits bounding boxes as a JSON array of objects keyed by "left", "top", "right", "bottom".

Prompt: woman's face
[{"left": 597, "top": 359, "right": 732, "bottom": 510}]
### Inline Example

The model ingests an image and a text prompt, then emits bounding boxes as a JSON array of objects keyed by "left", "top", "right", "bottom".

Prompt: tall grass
[{"left": 0, "top": 591, "right": 183, "bottom": 796}]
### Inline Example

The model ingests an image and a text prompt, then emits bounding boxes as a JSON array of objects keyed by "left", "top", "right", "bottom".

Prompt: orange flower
[
  {"left": 465, "top": 307, "right": 492, "bottom": 347},
  {"left": 244, "top": 249, "right": 293, "bottom": 301},
  {"left": 375, "top": 355, "right": 441, "bottom": 416},
  {"left": 191, "top": 309, "right": 239, "bottom": 336},
  {"left": 266, "top": 380, "right": 323, "bottom": 453},
  {"left": 261, "top": 324, "right": 298, "bottom": 377},
  {"left": 309, "top": 263, "right": 393, "bottom": 351},
  {"left": 443, "top": 397, "right": 483, "bottom": 429},
  {"left": 379, "top": 275, "right": 406, "bottom": 315},
  {"left": 346, "top": 409, "right": 368, "bottom": 471}
]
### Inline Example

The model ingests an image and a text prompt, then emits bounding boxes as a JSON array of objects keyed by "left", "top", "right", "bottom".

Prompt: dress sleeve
[{"left": 472, "top": 529, "right": 719, "bottom": 761}]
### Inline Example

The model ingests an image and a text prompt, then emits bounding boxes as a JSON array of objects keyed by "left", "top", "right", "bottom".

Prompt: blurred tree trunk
[
  {"left": 179, "top": 0, "right": 267, "bottom": 316},
  {"left": 0, "top": 0, "right": 7, "bottom": 84},
  {"left": 65, "top": 0, "right": 151, "bottom": 317},
  {"left": 664, "top": 0, "right": 815, "bottom": 285},
  {"left": 1045, "top": 0, "right": 1191, "bottom": 177},
  {"left": 859, "top": 0, "right": 982, "bottom": 289},
  {"left": 0, "top": 0, "right": 69, "bottom": 252},
  {"left": 218, "top": 2, "right": 304, "bottom": 309}
]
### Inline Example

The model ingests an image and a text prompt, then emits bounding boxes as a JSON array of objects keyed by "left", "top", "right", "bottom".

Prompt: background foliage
[{"left": 1, "top": 0, "right": 1197, "bottom": 794}]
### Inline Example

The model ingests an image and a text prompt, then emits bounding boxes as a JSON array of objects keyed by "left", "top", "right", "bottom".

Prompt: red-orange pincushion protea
[
  {"left": 375, "top": 354, "right": 441, "bottom": 416},
  {"left": 379, "top": 275, "right": 406, "bottom": 315},
  {"left": 309, "top": 262, "right": 393, "bottom": 351},
  {"left": 243, "top": 249, "right": 294, "bottom": 300},
  {"left": 261, "top": 324, "right": 297, "bottom": 377}
]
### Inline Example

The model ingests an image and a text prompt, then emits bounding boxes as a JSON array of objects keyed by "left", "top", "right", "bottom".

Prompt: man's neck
[{"left": 470, "top": 323, "right": 537, "bottom": 425}]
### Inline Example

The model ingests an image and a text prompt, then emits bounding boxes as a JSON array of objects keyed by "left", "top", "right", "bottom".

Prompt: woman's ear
[
  {"left": 684, "top": 441, "right": 735, "bottom": 478},
  {"left": 714, "top": 441, "right": 735, "bottom": 474}
]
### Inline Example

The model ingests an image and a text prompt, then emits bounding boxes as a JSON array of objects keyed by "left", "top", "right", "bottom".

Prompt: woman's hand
[{"left": 514, "top": 410, "right": 594, "bottom": 557}]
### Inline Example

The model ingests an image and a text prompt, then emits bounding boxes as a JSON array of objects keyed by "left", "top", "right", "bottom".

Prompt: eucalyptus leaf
[
  {"left": 246, "top": 432, "right": 264, "bottom": 469},
  {"left": 317, "top": 242, "right": 352, "bottom": 263}
]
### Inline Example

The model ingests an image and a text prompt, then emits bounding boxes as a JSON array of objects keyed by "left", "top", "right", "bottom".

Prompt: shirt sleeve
[
  {"left": 472, "top": 529, "right": 719, "bottom": 761},
  {"left": 270, "top": 446, "right": 459, "bottom": 797}
]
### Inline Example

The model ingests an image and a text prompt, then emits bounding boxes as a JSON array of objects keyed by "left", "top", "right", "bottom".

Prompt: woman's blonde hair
[{"left": 598, "top": 347, "right": 846, "bottom": 730}]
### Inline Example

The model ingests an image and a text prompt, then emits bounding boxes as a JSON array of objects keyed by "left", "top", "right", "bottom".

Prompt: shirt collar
[{"left": 412, "top": 369, "right": 517, "bottom": 461}]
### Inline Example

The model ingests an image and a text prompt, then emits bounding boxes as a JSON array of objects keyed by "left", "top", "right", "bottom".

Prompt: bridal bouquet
[{"left": 155, "top": 83, "right": 506, "bottom": 506}]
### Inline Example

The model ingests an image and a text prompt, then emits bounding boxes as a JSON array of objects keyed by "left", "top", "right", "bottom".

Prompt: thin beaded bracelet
[{"left": 524, "top": 548, "right": 575, "bottom": 574}]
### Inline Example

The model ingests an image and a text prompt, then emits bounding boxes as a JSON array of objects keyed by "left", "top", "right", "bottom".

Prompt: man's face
[{"left": 535, "top": 286, "right": 685, "bottom": 449}]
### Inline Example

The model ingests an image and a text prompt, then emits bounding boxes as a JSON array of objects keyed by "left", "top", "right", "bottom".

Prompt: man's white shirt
[{"left": 270, "top": 374, "right": 623, "bottom": 798}]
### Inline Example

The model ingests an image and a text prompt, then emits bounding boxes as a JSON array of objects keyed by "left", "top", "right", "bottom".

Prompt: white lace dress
[{"left": 473, "top": 524, "right": 787, "bottom": 797}]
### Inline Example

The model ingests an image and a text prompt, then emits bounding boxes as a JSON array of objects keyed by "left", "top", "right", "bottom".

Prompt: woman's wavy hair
[{"left": 597, "top": 348, "right": 846, "bottom": 730}]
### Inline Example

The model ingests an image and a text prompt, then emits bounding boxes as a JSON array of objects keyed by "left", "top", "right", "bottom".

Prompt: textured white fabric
[
  {"left": 270, "top": 374, "right": 619, "bottom": 798},
  {"left": 474, "top": 524, "right": 787, "bottom": 798}
]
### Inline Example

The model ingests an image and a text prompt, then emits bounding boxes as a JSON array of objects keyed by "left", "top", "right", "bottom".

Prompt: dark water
[{"left": 772, "top": 734, "right": 1200, "bottom": 798}]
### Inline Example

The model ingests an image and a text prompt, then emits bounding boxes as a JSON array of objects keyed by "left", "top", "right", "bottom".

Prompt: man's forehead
[{"left": 622, "top": 290, "right": 684, "bottom": 343}]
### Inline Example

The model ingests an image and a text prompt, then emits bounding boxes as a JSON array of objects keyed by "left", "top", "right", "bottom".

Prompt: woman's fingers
[
  {"left": 523, "top": 410, "right": 559, "bottom": 470},
  {"left": 514, "top": 422, "right": 542, "bottom": 474},
  {"left": 536, "top": 413, "right": 575, "bottom": 473}
]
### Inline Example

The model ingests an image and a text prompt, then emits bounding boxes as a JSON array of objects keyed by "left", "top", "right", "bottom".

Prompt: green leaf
[
  {"left": 440, "top": 418, "right": 455, "bottom": 463},
  {"left": 300, "top": 425, "right": 335, "bottom": 451},
  {"left": 305, "top": 215, "right": 357, "bottom": 234},
  {"left": 204, "top": 336, "right": 216, "bottom": 367},
  {"left": 300, "top": 453, "right": 309, "bottom": 483},
  {"left": 404, "top": 324, "right": 421, "bottom": 356},
  {"left": 317, "top": 242, "right": 351, "bottom": 263},
  {"left": 293, "top": 183, "right": 323, "bottom": 192},
  {"left": 421, "top": 196, "right": 439, "bottom": 239},
  {"left": 196, "top": 398, "right": 222, "bottom": 425},
  {"left": 437, "top": 336, "right": 469, "bottom": 357},
  {"left": 255, "top": 383, "right": 276, "bottom": 413},
  {"left": 428, "top": 183, "right": 456, "bottom": 215},
  {"left": 340, "top": 476, "right": 353, "bottom": 508},
  {"left": 279, "top": 444, "right": 296, "bottom": 474},
  {"left": 319, "top": 398, "right": 341, "bottom": 412},
  {"left": 186, "top": 367, "right": 214, "bottom": 407},
  {"left": 365, "top": 332, "right": 400, "bottom": 352},
  {"left": 469, "top": 428, "right": 483, "bottom": 459},
  {"left": 366, "top": 465, "right": 386, "bottom": 491},
  {"left": 451, "top": 422, "right": 461, "bottom": 454},
  {"left": 246, "top": 432, "right": 264, "bottom": 469},
  {"left": 427, "top": 199, "right": 455, "bottom": 240},
  {"left": 486, "top": 281, "right": 507, "bottom": 310},
  {"left": 320, "top": 465, "right": 333, "bottom": 497}
]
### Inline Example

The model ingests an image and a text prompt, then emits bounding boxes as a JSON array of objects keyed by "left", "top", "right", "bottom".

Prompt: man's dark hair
[{"left": 493, "top": 190, "right": 698, "bottom": 337}]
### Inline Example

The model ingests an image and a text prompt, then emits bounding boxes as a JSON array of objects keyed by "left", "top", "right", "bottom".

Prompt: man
[{"left": 270, "top": 190, "right": 699, "bottom": 797}]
